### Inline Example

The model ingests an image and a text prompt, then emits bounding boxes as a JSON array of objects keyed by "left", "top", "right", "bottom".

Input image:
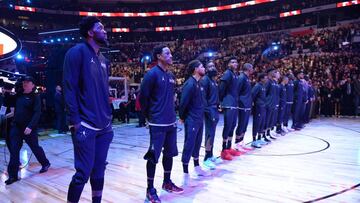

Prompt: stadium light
[{"left": 16, "top": 54, "right": 24, "bottom": 60}]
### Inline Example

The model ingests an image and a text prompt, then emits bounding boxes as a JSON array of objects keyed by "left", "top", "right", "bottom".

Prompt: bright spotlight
[{"left": 16, "top": 54, "right": 24, "bottom": 60}]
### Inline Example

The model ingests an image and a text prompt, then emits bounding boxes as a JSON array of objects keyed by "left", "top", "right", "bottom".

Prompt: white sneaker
[
  {"left": 194, "top": 166, "right": 211, "bottom": 177},
  {"left": 234, "top": 143, "right": 248, "bottom": 152},
  {"left": 209, "top": 156, "right": 223, "bottom": 165},
  {"left": 270, "top": 131, "right": 277, "bottom": 136},
  {"left": 283, "top": 127, "right": 289, "bottom": 133},
  {"left": 203, "top": 159, "right": 216, "bottom": 170},
  {"left": 182, "top": 173, "right": 197, "bottom": 187}
]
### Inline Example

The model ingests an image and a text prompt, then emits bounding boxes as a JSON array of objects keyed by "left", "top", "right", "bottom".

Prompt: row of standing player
[{"left": 140, "top": 45, "right": 312, "bottom": 203}]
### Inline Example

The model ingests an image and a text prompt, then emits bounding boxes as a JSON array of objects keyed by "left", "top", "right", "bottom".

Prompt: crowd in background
[{"left": 1, "top": 22, "right": 360, "bottom": 142}]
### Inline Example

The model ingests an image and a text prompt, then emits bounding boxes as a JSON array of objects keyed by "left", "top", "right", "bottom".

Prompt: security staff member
[
  {"left": 180, "top": 60, "right": 210, "bottom": 187},
  {"left": 140, "top": 45, "right": 183, "bottom": 203},
  {"left": 293, "top": 71, "right": 306, "bottom": 130},
  {"left": 235, "top": 63, "right": 254, "bottom": 152},
  {"left": 200, "top": 61, "right": 221, "bottom": 169},
  {"left": 219, "top": 56, "right": 242, "bottom": 161},
  {"left": 283, "top": 73, "right": 295, "bottom": 132},
  {"left": 5, "top": 76, "right": 50, "bottom": 185},
  {"left": 276, "top": 76, "right": 288, "bottom": 135},
  {"left": 63, "top": 17, "right": 114, "bottom": 203},
  {"left": 251, "top": 73, "right": 268, "bottom": 148}
]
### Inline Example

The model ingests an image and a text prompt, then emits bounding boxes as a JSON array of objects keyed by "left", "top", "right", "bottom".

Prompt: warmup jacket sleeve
[
  {"left": 179, "top": 80, "right": 194, "bottom": 120},
  {"left": 252, "top": 84, "right": 260, "bottom": 101},
  {"left": 219, "top": 71, "right": 231, "bottom": 102},
  {"left": 63, "top": 48, "right": 82, "bottom": 126},
  {"left": 140, "top": 71, "right": 155, "bottom": 119},
  {"left": 200, "top": 77, "right": 210, "bottom": 113}
]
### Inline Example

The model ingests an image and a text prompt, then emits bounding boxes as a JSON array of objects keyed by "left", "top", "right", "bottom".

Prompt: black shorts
[{"left": 144, "top": 124, "right": 178, "bottom": 164}]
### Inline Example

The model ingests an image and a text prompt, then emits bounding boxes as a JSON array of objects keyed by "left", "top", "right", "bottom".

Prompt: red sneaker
[
  {"left": 221, "top": 150, "right": 233, "bottom": 160},
  {"left": 228, "top": 148, "right": 243, "bottom": 156}
]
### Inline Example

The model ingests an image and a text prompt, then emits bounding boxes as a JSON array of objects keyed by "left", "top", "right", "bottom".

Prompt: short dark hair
[
  {"left": 226, "top": 56, "right": 237, "bottom": 67},
  {"left": 257, "top": 73, "right": 267, "bottom": 81},
  {"left": 79, "top": 17, "right": 101, "bottom": 38},
  {"left": 187, "top": 60, "right": 202, "bottom": 76},
  {"left": 152, "top": 44, "right": 168, "bottom": 61}
]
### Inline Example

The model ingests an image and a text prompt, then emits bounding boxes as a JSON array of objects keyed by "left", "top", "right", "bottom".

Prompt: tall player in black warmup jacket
[
  {"left": 140, "top": 45, "right": 184, "bottom": 203},
  {"left": 63, "top": 17, "right": 113, "bottom": 203},
  {"left": 201, "top": 61, "right": 222, "bottom": 170},
  {"left": 219, "top": 57, "right": 243, "bottom": 161},
  {"left": 180, "top": 60, "right": 210, "bottom": 187},
  {"left": 234, "top": 63, "right": 254, "bottom": 152}
]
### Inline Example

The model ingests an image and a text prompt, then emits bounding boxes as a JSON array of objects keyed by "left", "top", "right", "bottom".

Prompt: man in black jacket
[
  {"left": 180, "top": 60, "right": 210, "bottom": 187},
  {"left": 200, "top": 61, "right": 222, "bottom": 169},
  {"left": 63, "top": 17, "right": 113, "bottom": 203},
  {"left": 264, "top": 68, "right": 280, "bottom": 141},
  {"left": 140, "top": 45, "right": 183, "bottom": 203},
  {"left": 293, "top": 71, "right": 306, "bottom": 129},
  {"left": 5, "top": 76, "right": 50, "bottom": 185},
  {"left": 283, "top": 73, "right": 294, "bottom": 132},
  {"left": 276, "top": 76, "right": 288, "bottom": 135},
  {"left": 235, "top": 63, "right": 254, "bottom": 152},
  {"left": 251, "top": 73, "right": 268, "bottom": 148},
  {"left": 219, "top": 56, "right": 242, "bottom": 161}
]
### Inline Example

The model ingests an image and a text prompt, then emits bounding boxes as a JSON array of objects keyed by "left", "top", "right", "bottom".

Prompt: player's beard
[{"left": 94, "top": 35, "right": 109, "bottom": 47}]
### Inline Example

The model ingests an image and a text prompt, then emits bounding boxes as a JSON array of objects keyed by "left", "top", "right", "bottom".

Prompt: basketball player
[
  {"left": 63, "top": 17, "right": 113, "bottom": 203},
  {"left": 234, "top": 63, "right": 254, "bottom": 152},
  {"left": 200, "top": 61, "right": 222, "bottom": 169},
  {"left": 219, "top": 57, "right": 242, "bottom": 161},
  {"left": 140, "top": 45, "right": 183, "bottom": 203},
  {"left": 251, "top": 73, "right": 268, "bottom": 148},
  {"left": 180, "top": 60, "right": 210, "bottom": 187}
]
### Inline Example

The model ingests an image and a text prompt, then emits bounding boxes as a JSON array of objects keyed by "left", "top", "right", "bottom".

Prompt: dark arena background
[{"left": 0, "top": 0, "right": 360, "bottom": 202}]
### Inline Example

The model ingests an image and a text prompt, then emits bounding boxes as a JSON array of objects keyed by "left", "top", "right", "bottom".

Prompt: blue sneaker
[
  {"left": 257, "top": 139, "right": 268, "bottom": 145},
  {"left": 251, "top": 141, "right": 262, "bottom": 148},
  {"left": 203, "top": 159, "right": 216, "bottom": 170},
  {"left": 209, "top": 156, "right": 223, "bottom": 165}
]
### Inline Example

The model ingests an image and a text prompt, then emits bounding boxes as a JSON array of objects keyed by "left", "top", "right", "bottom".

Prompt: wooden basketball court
[{"left": 1, "top": 117, "right": 360, "bottom": 202}]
